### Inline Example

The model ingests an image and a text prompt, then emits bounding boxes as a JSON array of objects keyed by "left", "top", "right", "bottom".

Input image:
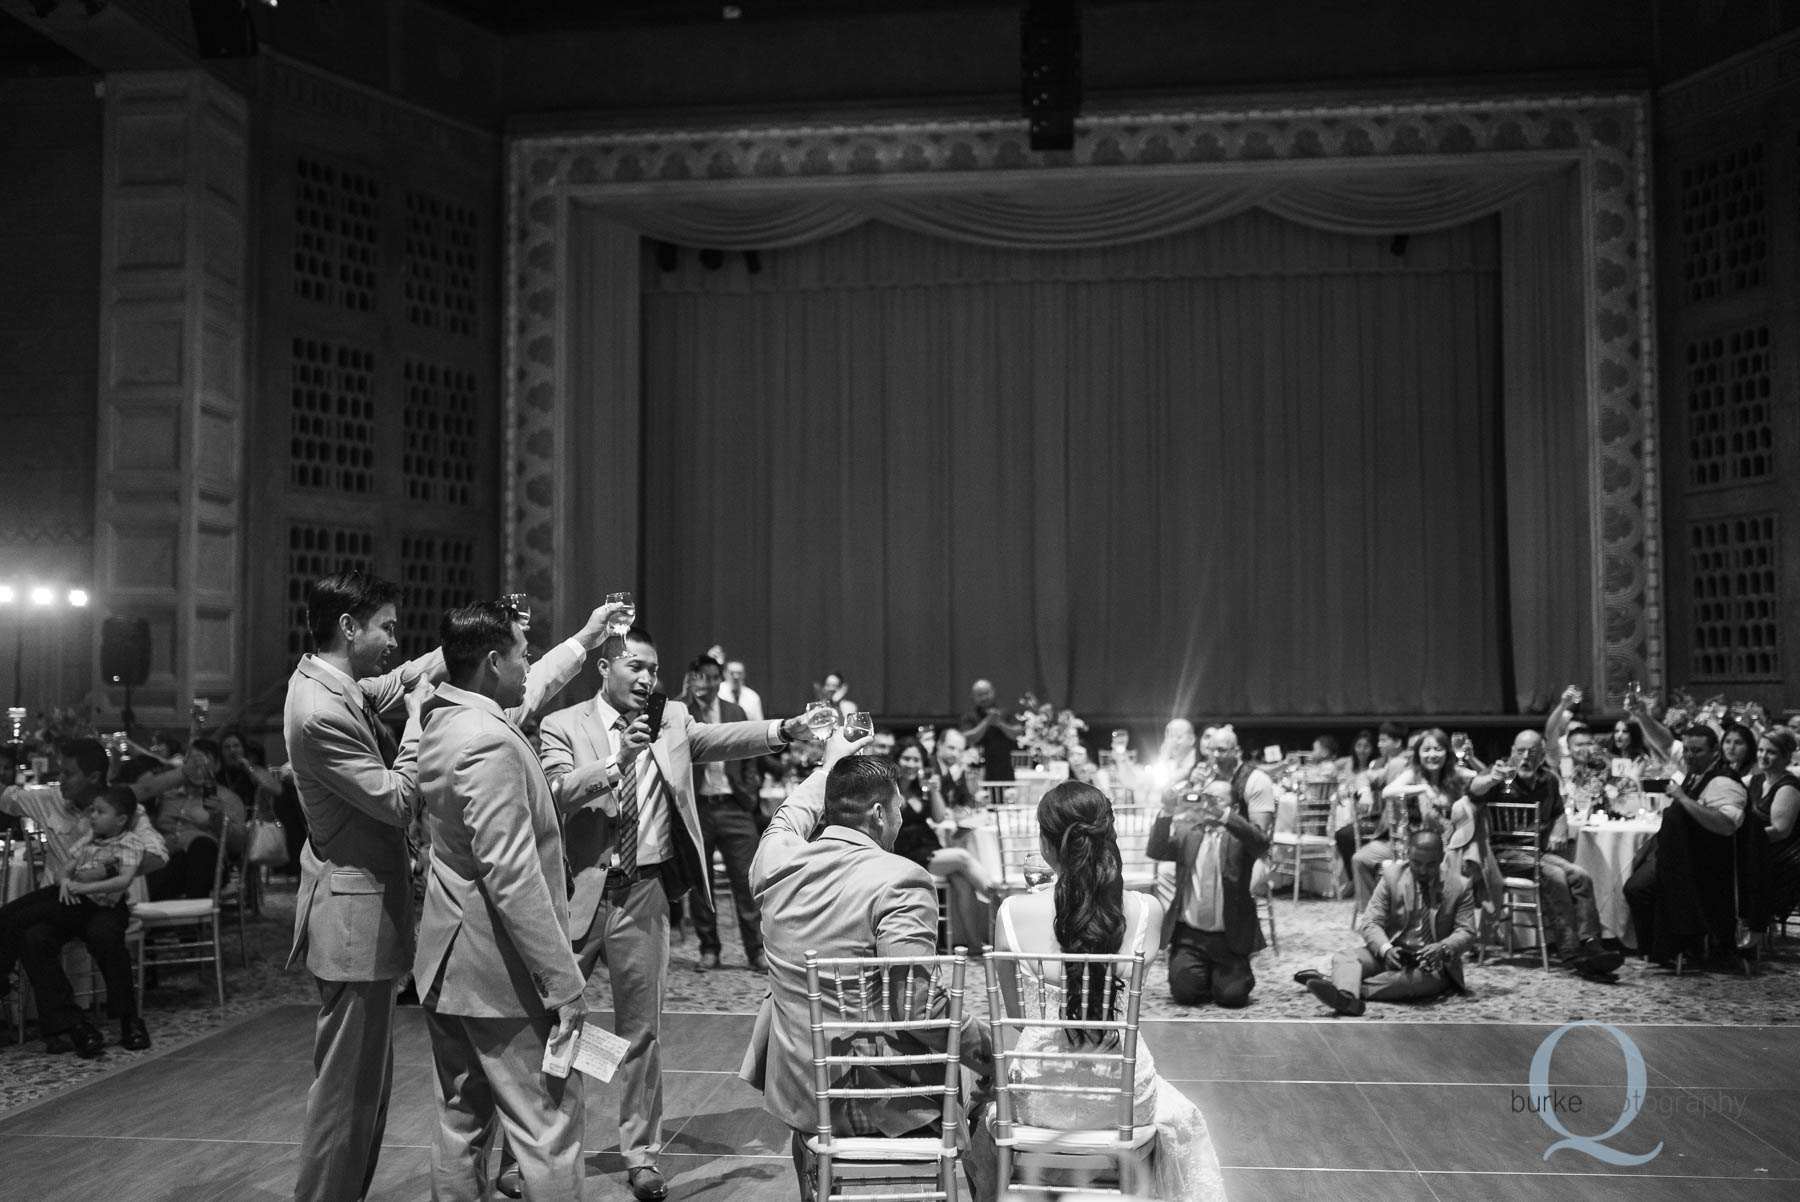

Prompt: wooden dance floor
[{"left": 1, "top": 1005, "right": 1794, "bottom": 1200}]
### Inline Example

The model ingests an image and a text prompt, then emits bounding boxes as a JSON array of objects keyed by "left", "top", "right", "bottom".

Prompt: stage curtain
[
  {"left": 592, "top": 165, "right": 1560, "bottom": 251},
  {"left": 639, "top": 210, "right": 1504, "bottom": 716},
  {"left": 1498, "top": 168, "right": 1592, "bottom": 712}
]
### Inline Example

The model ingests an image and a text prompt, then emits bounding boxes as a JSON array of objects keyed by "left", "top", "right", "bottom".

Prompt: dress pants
[
  {"left": 15, "top": 897, "right": 136, "bottom": 1032},
  {"left": 295, "top": 977, "right": 396, "bottom": 1202},
  {"left": 689, "top": 797, "right": 764, "bottom": 960},
  {"left": 425, "top": 1009, "right": 584, "bottom": 1202},
  {"left": 1166, "top": 924, "right": 1254, "bottom": 1008},
  {"left": 1330, "top": 947, "right": 1452, "bottom": 1002},
  {"left": 146, "top": 836, "right": 219, "bottom": 901},
  {"left": 1503, "top": 852, "right": 1602, "bottom": 953},
  {"left": 0, "top": 885, "right": 65, "bottom": 992},
  {"left": 574, "top": 873, "right": 670, "bottom": 1169}
]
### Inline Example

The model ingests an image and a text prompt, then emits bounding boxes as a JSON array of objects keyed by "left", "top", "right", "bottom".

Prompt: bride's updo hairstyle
[{"left": 1037, "top": 781, "right": 1127, "bottom": 1046}]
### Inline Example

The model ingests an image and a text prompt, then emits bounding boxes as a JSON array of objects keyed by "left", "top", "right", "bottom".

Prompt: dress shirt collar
[
  {"left": 307, "top": 653, "right": 362, "bottom": 699},
  {"left": 821, "top": 824, "right": 885, "bottom": 855},
  {"left": 594, "top": 694, "right": 626, "bottom": 732}
]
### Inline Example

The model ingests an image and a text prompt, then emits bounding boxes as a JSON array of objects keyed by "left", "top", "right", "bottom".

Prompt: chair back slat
[{"left": 804, "top": 948, "right": 969, "bottom": 1195}]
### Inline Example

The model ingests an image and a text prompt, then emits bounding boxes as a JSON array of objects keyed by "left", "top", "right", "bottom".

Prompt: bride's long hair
[{"left": 1037, "top": 781, "right": 1127, "bottom": 1047}]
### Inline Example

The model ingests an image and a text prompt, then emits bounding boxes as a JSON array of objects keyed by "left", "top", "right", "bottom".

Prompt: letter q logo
[{"left": 1529, "top": 1021, "right": 1663, "bottom": 1166}]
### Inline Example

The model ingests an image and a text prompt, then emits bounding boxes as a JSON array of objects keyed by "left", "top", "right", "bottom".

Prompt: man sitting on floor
[
  {"left": 741, "top": 727, "right": 996, "bottom": 1202},
  {"left": 1297, "top": 830, "right": 1476, "bottom": 1017}
]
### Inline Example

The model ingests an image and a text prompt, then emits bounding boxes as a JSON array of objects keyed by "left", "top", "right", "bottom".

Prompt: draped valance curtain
[{"left": 572, "top": 164, "right": 1589, "bottom": 716}]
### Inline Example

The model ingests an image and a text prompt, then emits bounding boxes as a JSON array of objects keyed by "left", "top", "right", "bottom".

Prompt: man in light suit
[
  {"left": 740, "top": 730, "right": 996, "bottom": 1201},
  {"left": 414, "top": 603, "right": 591, "bottom": 1201},
  {"left": 285, "top": 571, "right": 610, "bottom": 1202},
  {"left": 1296, "top": 830, "right": 1477, "bottom": 1016},
  {"left": 537, "top": 627, "right": 807, "bottom": 1202}
]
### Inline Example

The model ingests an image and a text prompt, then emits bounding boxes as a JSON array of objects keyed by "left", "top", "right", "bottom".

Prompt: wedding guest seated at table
[
  {"left": 143, "top": 738, "right": 247, "bottom": 901},
  {"left": 932, "top": 727, "right": 980, "bottom": 807},
  {"left": 1351, "top": 729, "right": 1472, "bottom": 919},
  {"left": 1720, "top": 721, "right": 1759, "bottom": 788},
  {"left": 1146, "top": 728, "right": 1273, "bottom": 1009},
  {"left": 892, "top": 740, "right": 995, "bottom": 950},
  {"left": 991, "top": 781, "right": 1227, "bottom": 1199},
  {"left": 1743, "top": 729, "right": 1800, "bottom": 932},
  {"left": 1623, "top": 723, "right": 1746, "bottom": 965},
  {"left": 1, "top": 744, "right": 166, "bottom": 1054},
  {"left": 1468, "top": 732, "right": 1623, "bottom": 978},
  {"left": 742, "top": 730, "right": 996, "bottom": 1202},
  {"left": 13, "top": 786, "right": 155, "bottom": 1053},
  {"left": 1295, "top": 830, "right": 1476, "bottom": 1016},
  {"left": 1335, "top": 723, "right": 1405, "bottom": 899}
]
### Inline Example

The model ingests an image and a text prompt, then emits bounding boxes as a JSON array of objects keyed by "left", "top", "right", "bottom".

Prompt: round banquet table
[{"left": 1572, "top": 813, "right": 1662, "bottom": 947}]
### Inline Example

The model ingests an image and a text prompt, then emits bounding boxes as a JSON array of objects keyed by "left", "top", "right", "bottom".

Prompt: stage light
[
  {"left": 0, "top": 586, "right": 14, "bottom": 605},
  {"left": 68, "top": 589, "right": 90, "bottom": 608},
  {"left": 29, "top": 586, "right": 55, "bottom": 607}
]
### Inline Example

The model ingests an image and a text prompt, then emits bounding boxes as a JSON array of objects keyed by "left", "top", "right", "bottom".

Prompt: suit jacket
[
  {"left": 1145, "top": 765, "right": 1273, "bottom": 957},
  {"left": 285, "top": 640, "right": 585, "bottom": 980},
  {"left": 738, "top": 763, "right": 981, "bottom": 1136},
  {"left": 538, "top": 696, "right": 779, "bottom": 944},
  {"left": 1359, "top": 860, "right": 1478, "bottom": 988},
  {"left": 411, "top": 683, "right": 586, "bottom": 1017},
  {"left": 682, "top": 694, "right": 760, "bottom": 810}
]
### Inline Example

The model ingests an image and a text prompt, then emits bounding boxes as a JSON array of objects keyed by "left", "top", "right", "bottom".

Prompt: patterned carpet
[{"left": 3, "top": 876, "right": 1793, "bottom": 1116}]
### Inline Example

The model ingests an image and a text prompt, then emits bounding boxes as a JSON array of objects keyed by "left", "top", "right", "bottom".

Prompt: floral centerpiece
[{"left": 1014, "top": 693, "right": 1087, "bottom": 768}]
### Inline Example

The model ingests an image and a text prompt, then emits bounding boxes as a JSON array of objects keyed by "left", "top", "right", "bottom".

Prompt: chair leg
[{"left": 212, "top": 919, "right": 226, "bottom": 1011}]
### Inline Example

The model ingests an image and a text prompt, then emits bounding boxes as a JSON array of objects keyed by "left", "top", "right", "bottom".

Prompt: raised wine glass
[
  {"left": 604, "top": 592, "right": 635, "bottom": 637},
  {"left": 803, "top": 701, "right": 841, "bottom": 742},
  {"left": 844, "top": 711, "right": 874, "bottom": 742}
]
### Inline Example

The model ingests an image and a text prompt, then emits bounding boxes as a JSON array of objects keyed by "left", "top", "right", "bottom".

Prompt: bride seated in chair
[{"left": 991, "top": 781, "right": 1227, "bottom": 1199}]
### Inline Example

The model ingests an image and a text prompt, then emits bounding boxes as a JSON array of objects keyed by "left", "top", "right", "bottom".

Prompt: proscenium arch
[{"left": 504, "top": 92, "right": 1658, "bottom": 706}]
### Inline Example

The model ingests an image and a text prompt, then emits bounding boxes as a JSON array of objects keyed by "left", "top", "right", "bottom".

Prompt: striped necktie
[{"left": 614, "top": 717, "right": 639, "bottom": 877}]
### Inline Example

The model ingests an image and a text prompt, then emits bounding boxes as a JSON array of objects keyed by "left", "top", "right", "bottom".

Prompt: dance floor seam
[{"left": 4, "top": 1005, "right": 1794, "bottom": 1200}]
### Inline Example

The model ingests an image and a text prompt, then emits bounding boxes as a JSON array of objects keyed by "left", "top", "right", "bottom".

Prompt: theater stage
[{"left": 0, "top": 1005, "right": 1793, "bottom": 1200}]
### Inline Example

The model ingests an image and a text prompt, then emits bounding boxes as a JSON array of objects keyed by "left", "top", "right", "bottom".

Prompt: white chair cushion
[
  {"left": 998, "top": 1123, "right": 1159, "bottom": 1153},
  {"left": 802, "top": 1135, "right": 952, "bottom": 1161},
  {"left": 133, "top": 899, "right": 217, "bottom": 922}
]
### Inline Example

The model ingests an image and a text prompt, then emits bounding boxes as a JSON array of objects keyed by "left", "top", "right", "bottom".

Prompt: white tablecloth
[
  {"left": 5, "top": 843, "right": 33, "bottom": 902},
  {"left": 1573, "top": 815, "right": 1661, "bottom": 947}
]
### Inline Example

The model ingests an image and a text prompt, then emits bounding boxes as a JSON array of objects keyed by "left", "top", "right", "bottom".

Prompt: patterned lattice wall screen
[
  {"left": 404, "top": 191, "right": 480, "bottom": 338},
  {"left": 1684, "top": 324, "right": 1774, "bottom": 490},
  {"left": 290, "top": 336, "right": 377, "bottom": 493},
  {"left": 293, "top": 155, "right": 381, "bottom": 313},
  {"left": 1689, "top": 514, "right": 1780, "bottom": 680},
  {"left": 286, "top": 524, "right": 375, "bottom": 659},
  {"left": 399, "top": 533, "right": 480, "bottom": 656},
  {"left": 1677, "top": 141, "right": 1766, "bottom": 304},
  {"left": 402, "top": 359, "right": 480, "bottom": 506}
]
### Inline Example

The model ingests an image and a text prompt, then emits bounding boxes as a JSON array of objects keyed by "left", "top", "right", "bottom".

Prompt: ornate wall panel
[
  {"left": 1658, "top": 27, "right": 1800, "bottom": 706},
  {"left": 244, "top": 56, "right": 500, "bottom": 727},
  {"left": 505, "top": 93, "right": 1660, "bottom": 704},
  {"left": 1688, "top": 514, "right": 1779, "bottom": 681},
  {"left": 94, "top": 71, "right": 249, "bottom": 726}
]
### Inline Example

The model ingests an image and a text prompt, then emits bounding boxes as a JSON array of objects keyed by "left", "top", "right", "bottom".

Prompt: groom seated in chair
[
  {"left": 740, "top": 727, "right": 997, "bottom": 1202},
  {"left": 1297, "top": 830, "right": 1476, "bottom": 1017}
]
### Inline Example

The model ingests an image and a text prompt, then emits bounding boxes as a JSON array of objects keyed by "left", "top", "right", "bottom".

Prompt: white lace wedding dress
[{"left": 997, "top": 893, "right": 1228, "bottom": 1200}]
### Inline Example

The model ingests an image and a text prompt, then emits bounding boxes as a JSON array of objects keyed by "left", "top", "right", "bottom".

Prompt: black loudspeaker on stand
[{"left": 102, "top": 616, "right": 151, "bottom": 731}]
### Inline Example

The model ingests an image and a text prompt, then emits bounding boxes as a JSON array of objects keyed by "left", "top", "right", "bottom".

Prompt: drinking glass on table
[
  {"left": 603, "top": 592, "right": 635, "bottom": 637},
  {"left": 845, "top": 711, "right": 874, "bottom": 742},
  {"left": 803, "top": 701, "right": 841, "bottom": 741}
]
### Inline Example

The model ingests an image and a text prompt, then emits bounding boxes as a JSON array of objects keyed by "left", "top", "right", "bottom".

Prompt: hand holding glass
[{"left": 803, "top": 701, "right": 841, "bottom": 742}]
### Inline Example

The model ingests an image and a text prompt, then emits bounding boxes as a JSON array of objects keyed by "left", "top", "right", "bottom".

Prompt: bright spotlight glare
[
  {"left": 68, "top": 589, "right": 90, "bottom": 608},
  {"left": 29, "top": 586, "right": 55, "bottom": 606},
  {"left": 0, "top": 585, "right": 15, "bottom": 604}
]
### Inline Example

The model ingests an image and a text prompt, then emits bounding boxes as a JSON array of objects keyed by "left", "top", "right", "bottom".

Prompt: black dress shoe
[
  {"left": 70, "top": 1022, "right": 106, "bottom": 1059},
  {"left": 696, "top": 951, "right": 722, "bottom": 971},
  {"left": 1569, "top": 939, "right": 1624, "bottom": 978},
  {"left": 747, "top": 950, "right": 769, "bottom": 973},
  {"left": 1292, "top": 969, "right": 1325, "bottom": 987},
  {"left": 43, "top": 1032, "right": 74, "bottom": 1054},
  {"left": 494, "top": 1163, "right": 522, "bottom": 1199},
  {"left": 120, "top": 1016, "right": 152, "bottom": 1051},
  {"left": 1304, "top": 976, "right": 1367, "bottom": 1017},
  {"left": 628, "top": 1165, "right": 669, "bottom": 1200}
]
